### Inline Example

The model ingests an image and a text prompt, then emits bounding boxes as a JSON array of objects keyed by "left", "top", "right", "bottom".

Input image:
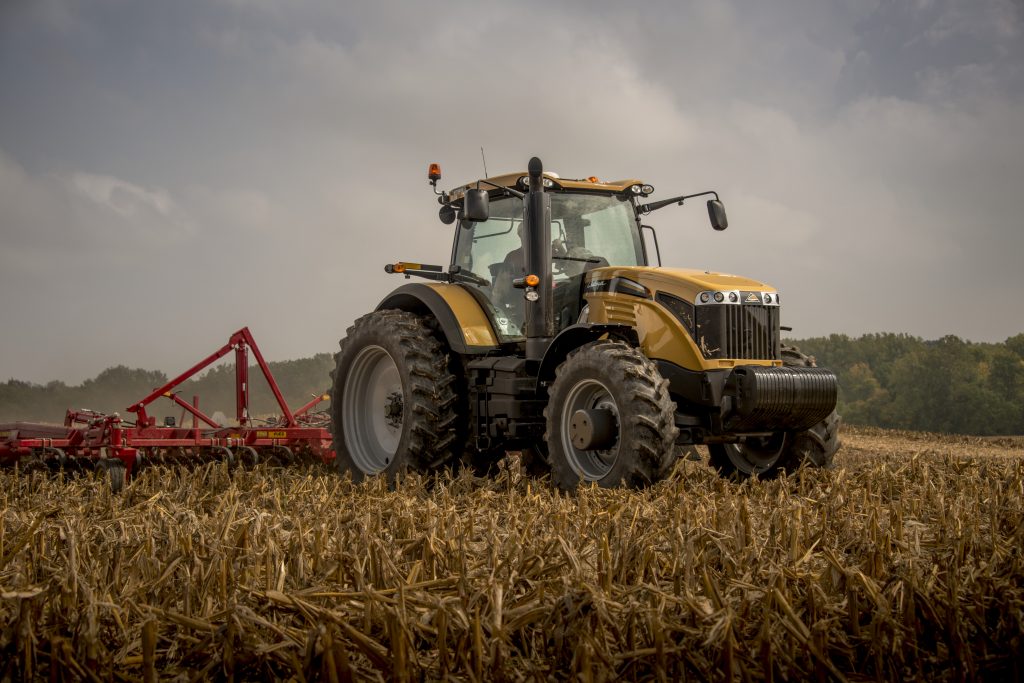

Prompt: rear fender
[{"left": 377, "top": 283, "right": 500, "bottom": 355}]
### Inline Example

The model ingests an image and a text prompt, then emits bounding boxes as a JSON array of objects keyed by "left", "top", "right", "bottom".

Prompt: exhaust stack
[{"left": 524, "top": 157, "right": 554, "bottom": 359}]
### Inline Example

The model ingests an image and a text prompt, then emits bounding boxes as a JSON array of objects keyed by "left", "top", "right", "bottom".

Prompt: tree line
[
  {"left": 790, "top": 333, "right": 1024, "bottom": 436},
  {"left": 2, "top": 334, "right": 1022, "bottom": 435}
]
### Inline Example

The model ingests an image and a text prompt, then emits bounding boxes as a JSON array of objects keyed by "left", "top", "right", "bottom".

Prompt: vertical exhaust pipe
[{"left": 524, "top": 156, "right": 553, "bottom": 360}]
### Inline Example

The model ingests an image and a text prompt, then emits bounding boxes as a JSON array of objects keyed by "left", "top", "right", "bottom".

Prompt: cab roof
[{"left": 448, "top": 172, "right": 646, "bottom": 200}]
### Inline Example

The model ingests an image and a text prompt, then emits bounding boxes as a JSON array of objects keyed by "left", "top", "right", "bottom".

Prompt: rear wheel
[
  {"left": 544, "top": 341, "right": 678, "bottom": 489},
  {"left": 330, "top": 310, "right": 459, "bottom": 481}
]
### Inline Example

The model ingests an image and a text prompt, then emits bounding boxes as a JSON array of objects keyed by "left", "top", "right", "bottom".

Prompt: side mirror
[
  {"left": 439, "top": 204, "right": 456, "bottom": 225},
  {"left": 463, "top": 189, "right": 490, "bottom": 223},
  {"left": 707, "top": 199, "right": 728, "bottom": 231}
]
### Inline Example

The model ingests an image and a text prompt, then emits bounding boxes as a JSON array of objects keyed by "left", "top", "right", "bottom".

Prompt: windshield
[
  {"left": 451, "top": 192, "right": 643, "bottom": 340},
  {"left": 550, "top": 193, "right": 644, "bottom": 267}
]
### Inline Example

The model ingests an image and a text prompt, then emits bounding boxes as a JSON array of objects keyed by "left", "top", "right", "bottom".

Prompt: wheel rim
[
  {"left": 342, "top": 345, "right": 403, "bottom": 474},
  {"left": 560, "top": 378, "right": 619, "bottom": 481},
  {"left": 722, "top": 434, "right": 786, "bottom": 475}
]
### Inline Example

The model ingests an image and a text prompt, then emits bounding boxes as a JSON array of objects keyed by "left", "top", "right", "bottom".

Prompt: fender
[
  {"left": 377, "top": 282, "right": 500, "bottom": 355},
  {"left": 537, "top": 323, "right": 639, "bottom": 390}
]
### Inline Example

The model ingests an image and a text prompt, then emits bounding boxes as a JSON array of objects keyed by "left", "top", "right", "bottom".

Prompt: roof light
[
  {"left": 519, "top": 175, "right": 556, "bottom": 189},
  {"left": 587, "top": 176, "right": 600, "bottom": 183},
  {"left": 631, "top": 184, "right": 643, "bottom": 194},
  {"left": 641, "top": 184, "right": 654, "bottom": 194},
  {"left": 428, "top": 163, "right": 441, "bottom": 181}
]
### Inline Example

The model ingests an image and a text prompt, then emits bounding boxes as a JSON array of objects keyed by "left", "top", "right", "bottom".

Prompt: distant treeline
[
  {"left": 790, "top": 333, "right": 1024, "bottom": 436},
  {"left": 0, "top": 355, "right": 335, "bottom": 427},
  {"left": 3, "top": 334, "right": 1023, "bottom": 435}
]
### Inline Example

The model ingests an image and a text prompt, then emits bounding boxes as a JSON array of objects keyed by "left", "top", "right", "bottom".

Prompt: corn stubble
[{"left": 0, "top": 427, "right": 1022, "bottom": 681}]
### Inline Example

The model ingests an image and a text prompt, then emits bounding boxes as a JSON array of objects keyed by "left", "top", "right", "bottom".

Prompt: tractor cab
[{"left": 448, "top": 174, "right": 648, "bottom": 340}]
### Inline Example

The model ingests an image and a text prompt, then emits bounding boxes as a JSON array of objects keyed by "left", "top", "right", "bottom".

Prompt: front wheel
[
  {"left": 544, "top": 341, "right": 678, "bottom": 489},
  {"left": 777, "top": 344, "right": 842, "bottom": 471},
  {"left": 330, "top": 310, "right": 459, "bottom": 482},
  {"left": 708, "top": 433, "right": 788, "bottom": 478}
]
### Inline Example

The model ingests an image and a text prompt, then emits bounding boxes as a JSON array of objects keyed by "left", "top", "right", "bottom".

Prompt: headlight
[
  {"left": 714, "top": 291, "right": 725, "bottom": 303},
  {"left": 700, "top": 292, "right": 710, "bottom": 303},
  {"left": 728, "top": 292, "right": 738, "bottom": 303}
]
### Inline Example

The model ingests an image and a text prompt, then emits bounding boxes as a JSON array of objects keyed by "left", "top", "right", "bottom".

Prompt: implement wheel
[
  {"left": 544, "top": 340, "right": 678, "bottom": 489},
  {"left": 330, "top": 310, "right": 459, "bottom": 482}
]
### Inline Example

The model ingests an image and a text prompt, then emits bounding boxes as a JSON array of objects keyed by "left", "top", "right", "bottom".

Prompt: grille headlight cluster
[{"left": 695, "top": 290, "right": 781, "bottom": 306}]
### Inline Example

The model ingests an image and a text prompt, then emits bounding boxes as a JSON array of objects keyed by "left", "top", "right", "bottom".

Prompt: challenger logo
[{"left": 745, "top": 292, "right": 760, "bottom": 303}]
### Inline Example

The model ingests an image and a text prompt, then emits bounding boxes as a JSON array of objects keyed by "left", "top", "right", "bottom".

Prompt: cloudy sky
[{"left": 1, "top": 0, "right": 1022, "bottom": 383}]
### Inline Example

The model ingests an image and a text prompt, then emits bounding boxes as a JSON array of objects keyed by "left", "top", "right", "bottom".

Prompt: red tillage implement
[{"left": 0, "top": 327, "right": 334, "bottom": 491}]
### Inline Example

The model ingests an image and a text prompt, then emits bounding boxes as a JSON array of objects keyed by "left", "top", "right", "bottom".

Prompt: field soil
[{"left": 1, "top": 426, "right": 1022, "bottom": 681}]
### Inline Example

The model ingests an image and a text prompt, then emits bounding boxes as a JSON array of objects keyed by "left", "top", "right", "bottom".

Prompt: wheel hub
[
  {"left": 560, "top": 379, "right": 621, "bottom": 481},
  {"left": 384, "top": 391, "right": 404, "bottom": 429},
  {"left": 569, "top": 408, "right": 617, "bottom": 450}
]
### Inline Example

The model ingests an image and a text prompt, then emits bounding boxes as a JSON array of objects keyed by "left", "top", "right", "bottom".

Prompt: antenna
[{"left": 480, "top": 147, "right": 488, "bottom": 178}]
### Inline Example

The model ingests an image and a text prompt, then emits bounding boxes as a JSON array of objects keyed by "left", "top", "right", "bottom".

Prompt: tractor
[{"left": 330, "top": 157, "right": 840, "bottom": 488}]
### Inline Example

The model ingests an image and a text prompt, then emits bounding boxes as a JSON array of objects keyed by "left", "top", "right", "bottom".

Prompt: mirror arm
[
  {"left": 638, "top": 190, "right": 720, "bottom": 215},
  {"left": 476, "top": 179, "right": 525, "bottom": 199}
]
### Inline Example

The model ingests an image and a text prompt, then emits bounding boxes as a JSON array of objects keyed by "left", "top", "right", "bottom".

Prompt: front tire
[
  {"left": 330, "top": 310, "right": 459, "bottom": 481},
  {"left": 544, "top": 341, "right": 678, "bottom": 489},
  {"left": 708, "top": 433, "right": 788, "bottom": 479},
  {"left": 708, "top": 345, "right": 842, "bottom": 478},
  {"left": 777, "top": 344, "right": 842, "bottom": 470}
]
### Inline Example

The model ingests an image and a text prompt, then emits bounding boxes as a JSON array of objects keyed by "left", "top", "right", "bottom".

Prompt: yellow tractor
[{"left": 330, "top": 157, "right": 840, "bottom": 488}]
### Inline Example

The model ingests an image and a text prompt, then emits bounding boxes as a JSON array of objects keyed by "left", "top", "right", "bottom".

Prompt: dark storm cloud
[{"left": 0, "top": 0, "right": 1022, "bottom": 382}]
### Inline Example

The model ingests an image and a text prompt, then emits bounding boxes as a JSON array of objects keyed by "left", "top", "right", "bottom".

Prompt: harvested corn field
[{"left": 1, "top": 426, "right": 1022, "bottom": 681}]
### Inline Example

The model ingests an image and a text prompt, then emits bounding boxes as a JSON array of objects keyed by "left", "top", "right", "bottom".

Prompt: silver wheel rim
[
  {"left": 342, "top": 345, "right": 403, "bottom": 474},
  {"left": 560, "top": 378, "right": 619, "bottom": 481},
  {"left": 723, "top": 434, "right": 785, "bottom": 475}
]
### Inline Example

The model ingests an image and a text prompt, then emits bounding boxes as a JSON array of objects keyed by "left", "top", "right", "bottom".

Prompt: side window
[{"left": 452, "top": 196, "right": 526, "bottom": 341}]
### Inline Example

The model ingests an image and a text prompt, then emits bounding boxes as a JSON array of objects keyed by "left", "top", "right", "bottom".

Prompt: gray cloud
[{"left": 1, "top": 0, "right": 1022, "bottom": 383}]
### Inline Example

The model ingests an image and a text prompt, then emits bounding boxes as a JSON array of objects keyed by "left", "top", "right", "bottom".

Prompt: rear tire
[
  {"left": 330, "top": 310, "right": 459, "bottom": 482},
  {"left": 544, "top": 340, "right": 678, "bottom": 489},
  {"left": 778, "top": 344, "right": 842, "bottom": 470}
]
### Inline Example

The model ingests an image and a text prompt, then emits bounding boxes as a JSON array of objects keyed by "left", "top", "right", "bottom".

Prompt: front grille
[{"left": 695, "top": 304, "right": 780, "bottom": 360}]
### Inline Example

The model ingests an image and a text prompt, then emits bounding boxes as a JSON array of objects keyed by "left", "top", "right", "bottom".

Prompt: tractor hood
[{"left": 585, "top": 266, "right": 778, "bottom": 304}]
